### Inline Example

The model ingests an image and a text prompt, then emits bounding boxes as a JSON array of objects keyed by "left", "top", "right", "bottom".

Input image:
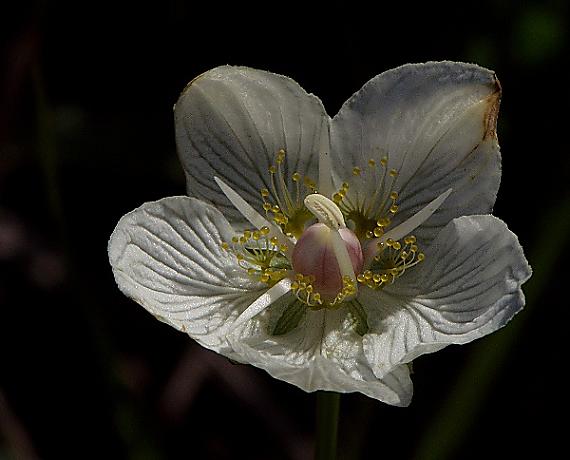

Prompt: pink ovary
[{"left": 292, "top": 223, "right": 363, "bottom": 301}]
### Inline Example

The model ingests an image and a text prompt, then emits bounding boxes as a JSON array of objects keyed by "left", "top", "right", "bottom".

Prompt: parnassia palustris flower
[{"left": 109, "top": 63, "right": 531, "bottom": 406}]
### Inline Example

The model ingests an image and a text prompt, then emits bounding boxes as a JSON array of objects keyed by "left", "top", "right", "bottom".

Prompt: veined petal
[
  {"left": 331, "top": 62, "right": 501, "bottom": 244},
  {"left": 361, "top": 215, "right": 531, "bottom": 377},
  {"left": 175, "top": 66, "right": 328, "bottom": 224},
  {"left": 108, "top": 196, "right": 264, "bottom": 356},
  {"left": 228, "top": 306, "right": 412, "bottom": 406}
]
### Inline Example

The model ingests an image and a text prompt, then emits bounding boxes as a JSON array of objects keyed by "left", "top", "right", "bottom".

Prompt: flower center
[
  {"left": 292, "top": 223, "right": 363, "bottom": 305},
  {"left": 217, "top": 149, "right": 443, "bottom": 315}
]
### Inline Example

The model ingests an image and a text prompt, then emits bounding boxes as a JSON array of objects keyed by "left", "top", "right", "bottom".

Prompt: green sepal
[
  {"left": 347, "top": 301, "right": 369, "bottom": 336},
  {"left": 272, "top": 300, "right": 306, "bottom": 336},
  {"left": 269, "top": 253, "right": 291, "bottom": 270}
]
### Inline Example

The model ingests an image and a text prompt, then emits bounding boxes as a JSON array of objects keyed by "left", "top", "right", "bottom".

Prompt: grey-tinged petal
[
  {"left": 331, "top": 62, "right": 501, "bottom": 244},
  {"left": 108, "top": 196, "right": 264, "bottom": 356},
  {"left": 228, "top": 301, "right": 413, "bottom": 406},
  {"left": 361, "top": 215, "right": 531, "bottom": 378},
  {"left": 175, "top": 66, "right": 328, "bottom": 224}
]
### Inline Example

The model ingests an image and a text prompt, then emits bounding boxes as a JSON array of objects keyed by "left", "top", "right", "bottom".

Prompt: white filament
[
  {"left": 379, "top": 188, "right": 453, "bottom": 243},
  {"left": 214, "top": 176, "right": 293, "bottom": 258},
  {"left": 230, "top": 277, "right": 292, "bottom": 331}
]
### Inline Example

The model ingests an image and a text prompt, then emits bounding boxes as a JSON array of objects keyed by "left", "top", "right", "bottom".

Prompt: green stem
[{"left": 315, "top": 391, "right": 340, "bottom": 460}]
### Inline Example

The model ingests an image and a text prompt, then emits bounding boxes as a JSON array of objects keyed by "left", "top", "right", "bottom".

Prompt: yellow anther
[
  {"left": 390, "top": 191, "right": 398, "bottom": 200},
  {"left": 372, "top": 273, "right": 381, "bottom": 283},
  {"left": 263, "top": 203, "right": 272, "bottom": 211},
  {"left": 247, "top": 268, "right": 256, "bottom": 276},
  {"left": 269, "top": 165, "right": 277, "bottom": 174},
  {"left": 260, "top": 188, "right": 270, "bottom": 197},
  {"left": 381, "top": 273, "right": 389, "bottom": 282},
  {"left": 271, "top": 205, "right": 280, "bottom": 213},
  {"left": 252, "top": 230, "right": 261, "bottom": 240},
  {"left": 373, "top": 227, "right": 383, "bottom": 237},
  {"left": 404, "top": 235, "right": 416, "bottom": 244},
  {"left": 279, "top": 244, "right": 288, "bottom": 253},
  {"left": 333, "top": 193, "right": 343, "bottom": 203},
  {"left": 244, "top": 230, "right": 251, "bottom": 239},
  {"left": 386, "top": 238, "right": 395, "bottom": 246},
  {"left": 364, "top": 270, "right": 373, "bottom": 280},
  {"left": 304, "top": 177, "right": 316, "bottom": 187},
  {"left": 352, "top": 166, "right": 361, "bottom": 176},
  {"left": 366, "top": 230, "right": 374, "bottom": 239},
  {"left": 270, "top": 236, "right": 279, "bottom": 245},
  {"left": 377, "top": 217, "right": 390, "bottom": 227},
  {"left": 392, "top": 241, "right": 401, "bottom": 250},
  {"left": 231, "top": 236, "right": 239, "bottom": 243},
  {"left": 221, "top": 242, "right": 229, "bottom": 250},
  {"left": 341, "top": 182, "right": 349, "bottom": 190},
  {"left": 410, "top": 244, "right": 418, "bottom": 252},
  {"left": 261, "top": 226, "right": 270, "bottom": 235},
  {"left": 260, "top": 273, "right": 270, "bottom": 283},
  {"left": 389, "top": 169, "right": 398, "bottom": 177},
  {"left": 380, "top": 157, "right": 388, "bottom": 166},
  {"left": 400, "top": 251, "right": 408, "bottom": 259},
  {"left": 276, "top": 149, "right": 286, "bottom": 163},
  {"left": 390, "top": 204, "right": 399, "bottom": 213},
  {"left": 417, "top": 253, "right": 425, "bottom": 261},
  {"left": 357, "top": 274, "right": 366, "bottom": 283},
  {"left": 368, "top": 159, "right": 376, "bottom": 167},
  {"left": 292, "top": 172, "right": 301, "bottom": 182}
]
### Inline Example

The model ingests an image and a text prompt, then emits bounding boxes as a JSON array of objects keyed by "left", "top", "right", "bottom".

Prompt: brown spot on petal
[{"left": 483, "top": 75, "right": 502, "bottom": 140}]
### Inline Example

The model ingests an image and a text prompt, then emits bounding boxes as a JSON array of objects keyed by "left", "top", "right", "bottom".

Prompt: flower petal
[
  {"left": 228, "top": 305, "right": 413, "bottom": 406},
  {"left": 362, "top": 215, "right": 531, "bottom": 377},
  {"left": 108, "top": 196, "right": 263, "bottom": 355},
  {"left": 175, "top": 66, "right": 328, "bottom": 224},
  {"left": 331, "top": 62, "right": 501, "bottom": 244}
]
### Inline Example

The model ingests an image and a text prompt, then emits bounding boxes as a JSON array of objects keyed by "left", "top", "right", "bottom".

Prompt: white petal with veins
[
  {"left": 108, "top": 196, "right": 265, "bottom": 357},
  {"left": 331, "top": 62, "right": 501, "bottom": 245},
  {"left": 175, "top": 66, "right": 328, "bottom": 225},
  {"left": 362, "top": 215, "right": 531, "bottom": 378}
]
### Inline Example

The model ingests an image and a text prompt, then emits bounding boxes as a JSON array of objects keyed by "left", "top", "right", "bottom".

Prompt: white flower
[{"left": 108, "top": 63, "right": 531, "bottom": 406}]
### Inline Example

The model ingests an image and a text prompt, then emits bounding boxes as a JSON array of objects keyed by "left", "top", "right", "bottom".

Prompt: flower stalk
[{"left": 315, "top": 391, "right": 340, "bottom": 460}]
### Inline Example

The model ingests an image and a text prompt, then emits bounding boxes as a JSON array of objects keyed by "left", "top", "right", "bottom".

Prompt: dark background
[{"left": 1, "top": 1, "right": 568, "bottom": 459}]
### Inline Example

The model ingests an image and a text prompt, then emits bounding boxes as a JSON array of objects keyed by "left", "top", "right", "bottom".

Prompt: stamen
[
  {"left": 359, "top": 235, "right": 426, "bottom": 290},
  {"left": 214, "top": 176, "right": 293, "bottom": 259},
  {"left": 258, "top": 149, "right": 315, "bottom": 237},
  {"left": 332, "top": 152, "right": 403, "bottom": 240},
  {"left": 291, "top": 274, "right": 323, "bottom": 307},
  {"left": 363, "top": 188, "right": 452, "bottom": 266},
  {"left": 221, "top": 227, "right": 290, "bottom": 285},
  {"left": 329, "top": 276, "right": 358, "bottom": 306},
  {"left": 378, "top": 188, "right": 452, "bottom": 244}
]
